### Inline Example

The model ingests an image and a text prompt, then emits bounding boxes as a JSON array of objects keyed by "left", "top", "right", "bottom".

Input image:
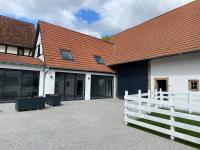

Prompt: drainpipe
[{"left": 43, "top": 67, "right": 49, "bottom": 97}]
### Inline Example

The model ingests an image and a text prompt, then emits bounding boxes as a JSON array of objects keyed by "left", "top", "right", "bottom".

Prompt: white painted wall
[
  {"left": 44, "top": 69, "right": 55, "bottom": 95},
  {"left": 113, "top": 75, "right": 117, "bottom": 98},
  {"left": 24, "top": 49, "right": 31, "bottom": 56},
  {"left": 150, "top": 52, "right": 200, "bottom": 93},
  {"left": 0, "top": 44, "right": 5, "bottom": 53},
  {"left": 7, "top": 46, "right": 17, "bottom": 54},
  {"left": 35, "top": 32, "right": 45, "bottom": 62},
  {"left": 85, "top": 73, "right": 91, "bottom": 100}
]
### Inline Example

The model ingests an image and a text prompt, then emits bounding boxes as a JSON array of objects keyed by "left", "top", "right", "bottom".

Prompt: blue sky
[
  {"left": 75, "top": 9, "right": 100, "bottom": 24},
  {"left": 0, "top": 0, "right": 193, "bottom": 38}
]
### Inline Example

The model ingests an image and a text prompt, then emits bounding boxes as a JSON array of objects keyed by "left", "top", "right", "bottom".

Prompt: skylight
[
  {"left": 61, "top": 50, "right": 73, "bottom": 61},
  {"left": 94, "top": 55, "right": 104, "bottom": 64}
]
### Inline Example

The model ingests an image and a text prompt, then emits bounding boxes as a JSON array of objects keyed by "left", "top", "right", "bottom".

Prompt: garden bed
[
  {"left": 15, "top": 97, "right": 45, "bottom": 111},
  {"left": 45, "top": 94, "right": 61, "bottom": 106}
]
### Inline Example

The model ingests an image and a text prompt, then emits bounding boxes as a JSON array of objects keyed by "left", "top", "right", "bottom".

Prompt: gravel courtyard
[{"left": 0, "top": 99, "right": 196, "bottom": 150}]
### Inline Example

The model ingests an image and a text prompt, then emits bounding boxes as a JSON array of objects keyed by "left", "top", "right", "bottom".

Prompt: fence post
[
  {"left": 148, "top": 89, "right": 151, "bottom": 113},
  {"left": 188, "top": 91, "right": 192, "bottom": 113},
  {"left": 170, "top": 103, "right": 175, "bottom": 140},
  {"left": 124, "top": 91, "right": 128, "bottom": 125},
  {"left": 138, "top": 90, "right": 142, "bottom": 115},
  {"left": 160, "top": 88, "right": 163, "bottom": 108},
  {"left": 155, "top": 89, "right": 158, "bottom": 109}
]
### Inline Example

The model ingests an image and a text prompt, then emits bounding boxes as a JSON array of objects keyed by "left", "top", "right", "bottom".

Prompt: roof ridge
[
  {"left": 0, "top": 15, "right": 35, "bottom": 26},
  {"left": 112, "top": 0, "right": 195, "bottom": 38},
  {"left": 39, "top": 20, "right": 114, "bottom": 45}
]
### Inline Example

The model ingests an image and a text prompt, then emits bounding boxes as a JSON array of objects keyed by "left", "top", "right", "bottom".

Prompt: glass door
[
  {"left": 91, "top": 75, "right": 113, "bottom": 99},
  {"left": 64, "top": 73, "right": 75, "bottom": 100},
  {"left": 75, "top": 74, "right": 85, "bottom": 100},
  {"left": 3, "top": 70, "right": 22, "bottom": 100}
]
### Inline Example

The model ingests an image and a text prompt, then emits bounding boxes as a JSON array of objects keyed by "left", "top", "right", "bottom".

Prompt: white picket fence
[{"left": 124, "top": 90, "right": 200, "bottom": 145}]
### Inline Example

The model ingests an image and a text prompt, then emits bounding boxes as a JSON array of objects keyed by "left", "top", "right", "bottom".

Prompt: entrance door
[
  {"left": 75, "top": 74, "right": 85, "bottom": 100},
  {"left": 65, "top": 73, "right": 75, "bottom": 100},
  {"left": 155, "top": 78, "right": 168, "bottom": 92}
]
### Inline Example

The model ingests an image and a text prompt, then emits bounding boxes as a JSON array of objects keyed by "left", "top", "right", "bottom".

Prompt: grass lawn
[{"left": 128, "top": 112, "right": 200, "bottom": 149}]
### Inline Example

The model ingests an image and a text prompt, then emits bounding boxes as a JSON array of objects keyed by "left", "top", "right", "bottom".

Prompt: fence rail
[{"left": 124, "top": 90, "right": 200, "bottom": 145}]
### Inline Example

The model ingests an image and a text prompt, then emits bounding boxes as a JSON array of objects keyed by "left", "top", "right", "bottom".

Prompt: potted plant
[
  {"left": 15, "top": 97, "right": 45, "bottom": 111},
  {"left": 45, "top": 94, "right": 61, "bottom": 106}
]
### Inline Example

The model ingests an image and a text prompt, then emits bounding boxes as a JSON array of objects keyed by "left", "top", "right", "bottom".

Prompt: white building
[
  {"left": 0, "top": 16, "right": 117, "bottom": 103},
  {"left": 150, "top": 52, "right": 200, "bottom": 93},
  {"left": 1, "top": 1, "right": 200, "bottom": 102}
]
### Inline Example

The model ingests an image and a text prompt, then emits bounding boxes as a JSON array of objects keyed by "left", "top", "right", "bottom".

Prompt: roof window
[
  {"left": 61, "top": 50, "right": 73, "bottom": 61},
  {"left": 94, "top": 55, "right": 104, "bottom": 64}
]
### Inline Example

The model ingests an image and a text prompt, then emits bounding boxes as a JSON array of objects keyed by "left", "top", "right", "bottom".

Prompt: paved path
[{"left": 0, "top": 99, "right": 196, "bottom": 150}]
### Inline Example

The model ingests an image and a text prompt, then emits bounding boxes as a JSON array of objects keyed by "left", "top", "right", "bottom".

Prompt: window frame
[
  {"left": 188, "top": 80, "right": 199, "bottom": 91},
  {"left": 94, "top": 55, "right": 105, "bottom": 65},
  {"left": 60, "top": 49, "right": 74, "bottom": 61}
]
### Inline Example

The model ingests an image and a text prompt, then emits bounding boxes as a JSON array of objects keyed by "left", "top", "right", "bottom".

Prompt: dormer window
[
  {"left": 94, "top": 55, "right": 104, "bottom": 64},
  {"left": 61, "top": 49, "right": 73, "bottom": 61}
]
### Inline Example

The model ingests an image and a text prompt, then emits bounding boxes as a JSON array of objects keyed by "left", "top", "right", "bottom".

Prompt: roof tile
[
  {"left": 0, "top": 53, "right": 44, "bottom": 66},
  {"left": 39, "top": 21, "right": 115, "bottom": 73},
  {"left": 0, "top": 15, "right": 35, "bottom": 48},
  {"left": 110, "top": 1, "right": 200, "bottom": 65}
]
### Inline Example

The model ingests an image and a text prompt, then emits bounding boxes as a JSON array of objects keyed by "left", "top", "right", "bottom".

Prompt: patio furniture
[
  {"left": 15, "top": 97, "right": 45, "bottom": 111},
  {"left": 45, "top": 94, "right": 61, "bottom": 106}
]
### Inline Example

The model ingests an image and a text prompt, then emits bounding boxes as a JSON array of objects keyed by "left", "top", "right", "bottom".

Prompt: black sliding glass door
[
  {"left": 0, "top": 70, "right": 4, "bottom": 100},
  {"left": 91, "top": 75, "right": 113, "bottom": 99},
  {"left": 65, "top": 73, "right": 75, "bottom": 100},
  {"left": 55, "top": 72, "right": 85, "bottom": 100},
  {"left": 75, "top": 74, "right": 85, "bottom": 99},
  {"left": 4, "top": 70, "right": 21, "bottom": 100},
  {"left": 0, "top": 69, "right": 39, "bottom": 103}
]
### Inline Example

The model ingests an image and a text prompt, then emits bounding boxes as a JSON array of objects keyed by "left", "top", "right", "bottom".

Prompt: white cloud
[{"left": 0, "top": 0, "right": 194, "bottom": 38}]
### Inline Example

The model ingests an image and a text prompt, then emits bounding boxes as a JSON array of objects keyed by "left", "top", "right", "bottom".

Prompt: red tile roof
[
  {"left": 0, "top": 53, "right": 44, "bottom": 66},
  {"left": 39, "top": 21, "right": 115, "bottom": 73},
  {"left": 109, "top": 0, "right": 200, "bottom": 65},
  {"left": 0, "top": 15, "right": 35, "bottom": 49}
]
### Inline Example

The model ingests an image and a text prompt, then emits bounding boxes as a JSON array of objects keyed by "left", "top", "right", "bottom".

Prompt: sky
[{"left": 0, "top": 0, "right": 194, "bottom": 38}]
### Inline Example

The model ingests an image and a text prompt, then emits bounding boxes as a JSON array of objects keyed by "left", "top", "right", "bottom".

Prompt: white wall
[
  {"left": 150, "top": 52, "right": 200, "bottom": 93},
  {"left": 0, "top": 44, "right": 5, "bottom": 53},
  {"left": 35, "top": 32, "right": 45, "bottom": 62},
  {"left": 44, "top": 69, "right": 55, "bottom": 95},
  {"left": 7, "top": 46, "right": 17, "bottom": 54},
  {"left": 85, "top": 73, "right": 91, "bottom": 100},
  {"left": 24, "top": 49, "right": 31, "bottom": 56}
]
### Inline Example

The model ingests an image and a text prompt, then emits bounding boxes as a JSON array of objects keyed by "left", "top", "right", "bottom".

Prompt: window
[
  {"left": 17, "top": 47, "right": 24, "bottom": 56},
  {"left": 188, "top": 80, "right": 199, "bottom": 91},
  {"left": 94, "top": 55, "right": 104, "bottom": 64},
  {"left": 61, "top": 50, "right": 73, "bottom": 60},
  {"left": 0, "top": 69, "right": 39, "bottom": 102}
]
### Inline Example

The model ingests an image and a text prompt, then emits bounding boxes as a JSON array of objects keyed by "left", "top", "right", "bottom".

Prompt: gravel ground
[{"left": 0, "top": 99, "right": 196, "bottom": 150}]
